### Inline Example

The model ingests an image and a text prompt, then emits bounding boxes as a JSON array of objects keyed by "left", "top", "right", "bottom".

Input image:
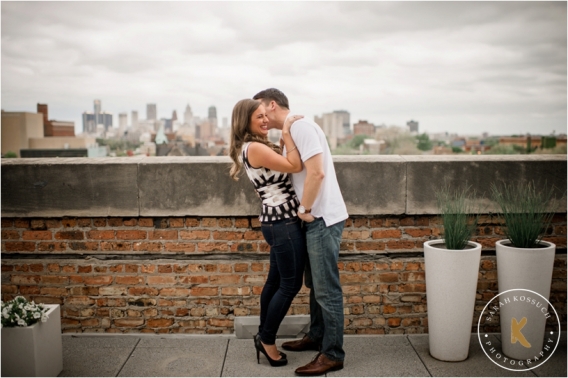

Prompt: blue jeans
[
  {"left": 304, "top": 218, "right": 345, "bottom": 362},
  {"left": 258, "top": 217, "right": 307, "bottom": 345}
]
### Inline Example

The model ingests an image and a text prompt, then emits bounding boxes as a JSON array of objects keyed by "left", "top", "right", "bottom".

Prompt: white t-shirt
[{"left": 284, "top": 116, "right": 348, "bottom": 227}]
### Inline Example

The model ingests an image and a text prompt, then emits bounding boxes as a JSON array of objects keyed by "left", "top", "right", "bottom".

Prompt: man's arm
[{"left": 298, "top": 153, "right": 324, "bottom": 223}]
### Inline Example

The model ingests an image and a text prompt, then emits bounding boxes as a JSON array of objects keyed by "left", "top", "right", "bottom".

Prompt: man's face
[{"left": 261, "top": 100, "right": 279, "bottom": 130}]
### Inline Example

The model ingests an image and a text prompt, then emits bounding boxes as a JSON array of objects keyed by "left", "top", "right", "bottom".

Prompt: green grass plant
[
  {"left": 491, "top": 181, "right": 558, "bottom": 248},
  {"left": 436, "top": 185, "right": 478, "bottom": 250}
]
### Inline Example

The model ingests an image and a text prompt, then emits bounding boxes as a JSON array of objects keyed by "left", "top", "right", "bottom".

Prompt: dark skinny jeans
[{"left": 258, "top": 217, "right": 307, "bottom": 345}]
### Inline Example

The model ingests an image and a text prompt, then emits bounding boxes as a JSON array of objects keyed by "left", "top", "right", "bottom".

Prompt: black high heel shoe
[
  {"left": 255, "top": 336, "right": 288, "bottom": 367},
  {"left": 255, "top": 334, "right": 286, "bottom": 359}
]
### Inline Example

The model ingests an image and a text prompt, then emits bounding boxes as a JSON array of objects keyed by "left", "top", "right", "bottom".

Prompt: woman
[{"left": 229, "top": 99, "right": 306, "bottom": 367}]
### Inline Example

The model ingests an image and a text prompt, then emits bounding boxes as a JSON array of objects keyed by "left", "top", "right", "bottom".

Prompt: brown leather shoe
[
  {"left": 282, "top": 335, "right": 320, "bottom": 352},
  {"left": 295, "top": 353, "right": 344, "bottom": 376}
]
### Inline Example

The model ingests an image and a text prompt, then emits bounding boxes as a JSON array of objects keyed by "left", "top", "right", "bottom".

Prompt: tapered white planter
[
  {"left": 424, "top": 240, "right": 482, "bottom": 361},
  {"left": 496, "top": 240, "right": 556, "bottom": 360},
  {"left": 1, "top": 304, "right": 63, "bottom": 377}
]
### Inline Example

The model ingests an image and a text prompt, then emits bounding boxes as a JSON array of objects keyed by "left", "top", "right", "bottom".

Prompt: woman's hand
[{"left": 283, "top": 115, "right": 303, "bottom": 134}]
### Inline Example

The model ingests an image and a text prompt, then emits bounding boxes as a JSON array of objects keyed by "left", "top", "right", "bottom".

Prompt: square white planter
[{"left": 1, "top": 304, "right": 63, "bottom": 377}]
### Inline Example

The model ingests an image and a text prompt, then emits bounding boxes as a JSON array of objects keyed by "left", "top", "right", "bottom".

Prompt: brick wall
[{"left": 1, "top": 215, "right": 566, "bottom": 334}]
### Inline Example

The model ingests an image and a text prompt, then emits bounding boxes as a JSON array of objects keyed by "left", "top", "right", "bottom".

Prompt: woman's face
[{"left": 249, "top": 103, "right": 269, "bottom": 138}]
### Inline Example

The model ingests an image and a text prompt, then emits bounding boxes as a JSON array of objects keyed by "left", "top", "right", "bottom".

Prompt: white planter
[
  {"left": 496, "top": 239, "right": 556, "bottom": 360},
  {"left": 1, "top": 304, "right": 63, "bottom": 377},
  {"left": 424, "top": 240, "right": 482, "bottom": 361}
]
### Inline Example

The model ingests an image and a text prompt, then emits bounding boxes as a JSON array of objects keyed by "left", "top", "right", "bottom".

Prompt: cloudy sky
[{"left": 2, "top": 1, "right": 566, "bottom": 136}]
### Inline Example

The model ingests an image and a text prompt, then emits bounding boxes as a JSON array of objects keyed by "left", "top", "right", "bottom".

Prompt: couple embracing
[{"left": 229, "top": 88, "right": 348, "bottom": 376}]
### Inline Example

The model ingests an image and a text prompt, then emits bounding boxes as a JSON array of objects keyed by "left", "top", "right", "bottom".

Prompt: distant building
[
  {"left": 131, "top": 111, "right": 138, "bottom": 128},
  {"left": 119, "top": 113, "right": 128, "bottom": 129},
  {"left": 37, "top": 104, "right": 75, "bottom": 137},
  {"left": 353, "top": 120, "right": 375, "bottom": 137},
  {"left": 208, "top": 105, "right": 218, "bottom": 130},
  {"left": 314, "top": 110, "right": 350, "bottom": 150},
  {"left": 147, "top": 104, "right": 157, "bottom": 121},
  {"left": 83, "top": 100, "right": 112, "bottom": 133},
  {"left": 184, "top": 104, "right": 194, "bottom": 125},
  {"left": 1, "top": 110, "right": 43, "bottom": 157},
  {"left": 407, "top": 120, "right": 419, "bottom": 133}
]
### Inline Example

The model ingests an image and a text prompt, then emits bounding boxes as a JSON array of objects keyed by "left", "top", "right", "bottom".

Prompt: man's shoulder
[{"left": 291, "top": 118, "right": 323, "bottom": 135}]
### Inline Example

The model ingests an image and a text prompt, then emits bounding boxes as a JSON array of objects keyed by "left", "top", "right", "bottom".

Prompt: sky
[{"left": 1, "top": 1, "right": 566, "bottom": 136}]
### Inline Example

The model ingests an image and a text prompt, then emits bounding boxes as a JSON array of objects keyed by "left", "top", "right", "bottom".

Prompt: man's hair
[{"left": 253, "top": 88, "right": 290, "bottom": 110}]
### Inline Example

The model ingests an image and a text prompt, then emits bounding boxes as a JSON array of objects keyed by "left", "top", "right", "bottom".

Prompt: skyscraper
[
  {"left": 208, "top": 106, "right": 218, "bottom": 129},
  {"left": 407, "top": 120, "right": 419, "bottom": 133},
  {"left": 147, "top": 104, "right": 157, "bottom": 121},
  {"left": 184, "top": 104, "right": 193, "bottom": 124},
  {"left": 119, "top": 113, "right": 128, "bottom": 129},
  {"left": 83, "top": 100, "right": 112, "bottom": 133},
  {"left": 131, "top": 111, "right": 138, "bottom": 128},
  {"left": 315, "top": 110, "right": 351, "bottom": 149}
]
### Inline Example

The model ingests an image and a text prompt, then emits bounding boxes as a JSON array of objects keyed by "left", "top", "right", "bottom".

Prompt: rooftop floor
[{"left": 60, "top": 332, "right": 566, "bottom": 377}]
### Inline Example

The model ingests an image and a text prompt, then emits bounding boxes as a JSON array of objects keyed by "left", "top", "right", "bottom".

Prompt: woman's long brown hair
[{"left": 229, "top": 99, "right": 281, "bottom": 181}]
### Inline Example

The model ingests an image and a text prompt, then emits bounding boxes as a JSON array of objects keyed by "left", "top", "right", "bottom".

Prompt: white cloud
[{"left": 1, "top": 1, "right": 566, "bottom": 136}]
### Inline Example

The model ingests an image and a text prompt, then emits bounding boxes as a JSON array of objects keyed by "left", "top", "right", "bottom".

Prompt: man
[{"left": 253, "top": 88, "right": 348, "bottom": 376}]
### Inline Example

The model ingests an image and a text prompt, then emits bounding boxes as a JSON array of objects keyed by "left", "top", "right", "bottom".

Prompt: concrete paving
[{"left": 59, "top": 333, "right": 567, "bottom": 377}]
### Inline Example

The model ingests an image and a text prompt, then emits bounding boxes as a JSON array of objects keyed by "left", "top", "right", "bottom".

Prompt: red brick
[
  {"left": 116, "top": 230, "right": 147, "bottom": 240},
  {"left": 1, "top": 218, "right": 14, "bottom": 227},
  {"left": 405, "top": 262, "right": 421, "bottom": 271},
  {"left": 209, "top": 275, "right": 240, "bottom": 284},
  {"left": 234, "top": 263, "right": 249, "bottom": 272},
  {"left": 400, "top": 217, "right": 415, "bottom": 226},
  {"left": 207, "top": 318, "right": 233, "bottom": 328},
  {"left": 1, "top": 265, "right": 14, "bottom": 272},
  {"left": 61, "top": 218, "right": 76, "bottom": 227},
  {"left": 179, "top": 230, "right": 210, "bottom": 240},
  {"left": 201, "top": 218, "right": 217, "bottom": 227},
  {"left": 55, "top": 231, "right": 84, "bottom": 240},
  {"left": 372, "top": 230, "right": 402, "bottom": 239},
  {"left": 378, "top": 273, "right": 399, "bottom": 283},
  {"left": 218, "top": 218, "right": 233, "bottom": 228},
  {"left": 77, "top": 218, "right": 91, "bottom": 227},
  {"left": 197, "top": 242, "right": 228, "bottom": 252},
  {"left": 14, "top": 219, "right": 30, "bottom": 228},
  {"left": 5, "top": 242, "right": 36, "bottom": 252},
  {"left": 251, "top": 218, "right": 261, "bottom": 228},
  {"left": 405, "top": 228, "right": 431, "bottom": 237},
  {"left": 65, "top": 296, "right": 95, "bottom": 306},
  {"left": 180, "top": 276, "right": 208, "bottom": 284},
  {"left": 115, "top": 276, "right": 144, "bottom": 285},
  {"left": 243, "top": 231, "right": 263, "bottom": 240},
  {"left": 87, "top": 230, "right": 115, "bottom": 240},
  {"left": 185, "top": 217, "right": 200, "bottom": 227},
  {"left": 1, "top": 230, "right": 20, "bottom": 239},
  {"left": 234, "top": 218, "right": 249, "bottom": 228},
  {"left": 109, "top": 264, "right": 124, "bottom": 273},
  {"left": 36, "top": 241, "right": 67, "bottom": 252},
  {"left": 147, "top": 276, "right": 176, "bottom": 285},
  {"left": 355, "top": 241, "right": 385, "bottom": 251},
  {"left": 386, "top": 241, "right": 415, "bottom": 250},
  {"left": 108, "top": 218, "right": 123, "bottom": 227},
  {"left": 169, "top": 218, "right": 184, "bottom": 228},
  {"left": 41, "top": 276, "right": 69, "bottom": 284},
  {"left": 159, "top": 288, "right": 190, "bottom": 296},
  {"left": 123, "top": 218, "right": 137, "bottom": 226},
  {"left": 138, "top": 218, "right": 153, "bottom": 227},
  {"left": 40, "top": 287, "right": 68, "bottom": 296},
  {"left": 78, "top": 266, "right": 92, "bottom": 273},
  {"left": 251, "top": 263, "right": 264, "bottom": 272},
  {"left": 231, "top": 243, "right": 258, "bottom": 252},
  {"left": 100, "top": 241, "right": 132, "bottom": 251},
  {"left": 141, "top": 264, "right": 156, "bottom": 273},
  {"left": 353, "top": 218, "right": 368, "bottom": 228},
  {"left": 128, "top": 287, "right": 159, "bottom": 296},
  {"left": 69, "top": 242, "right": 99, "bottom": 251},
  {"left": 399, "top": 283, "right": 426, "bottom": 293},
  {"left": 190, "top": 287, "right": 218, "bottom": 296},
  {"left": 148, "top": 230, "right": 177, "bottom": 240},
  {"left": 369, "top": 218, "right": 383, "bottom": 227},
  {"left": 125, "top": 264, "right": 138, "bottom": 273},
  {"left": 387, "top": 317, "right": 401, "bottom": 327},
  {"left": 401, "top": 272, "right": 425, "bottom": 282},
  {"left": 29, "top": 264, "right": 43, "bottom": 272},
  {"left": 84, "top": 276, "right": 113, "bottom": 285},
  {"left": 158, "top": 265, "right": 173, "bottom": 273},
  {"left": 133, "top": 242, "right": 163, "bottom": 252},
  {"left": 114, "top": 319, "right": 144, "bottom": 327},
  {"left": 94, "top": 266, "right": 107, "bottom": 273},
  {"left": 164, "top": 242, "right": 196, "bottom": 252},
  {"left": 212, "top": 231, "right": 242, "bottom": 241},
  {"left": 93, "top": 219, "right": 106, "bottom": 227},
  {"left": 147, "top": 318, "right": 173, "bottom": 328},
  {"left": 19, "top": 286, "right": 40, "bottom": 294}
]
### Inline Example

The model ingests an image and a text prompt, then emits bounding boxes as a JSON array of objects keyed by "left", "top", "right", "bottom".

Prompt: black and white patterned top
[{"left": 240, "top": 142, "right": 300, "bottom": 222}]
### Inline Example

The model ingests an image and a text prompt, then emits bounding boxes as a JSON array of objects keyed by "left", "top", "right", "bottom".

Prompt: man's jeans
[
  {"left": 304, "top": 218, "right": 345, "bottom": 362},
  {"left": 258, "top": 218, "right": 307, "bottom": 345}
]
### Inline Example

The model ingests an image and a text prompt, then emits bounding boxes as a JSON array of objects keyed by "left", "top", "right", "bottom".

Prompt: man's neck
[{"left": 273, "top": 110, "right": 290, "bottom": 130}]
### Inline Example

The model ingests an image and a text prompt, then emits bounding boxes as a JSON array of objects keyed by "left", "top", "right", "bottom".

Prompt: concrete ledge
[
  {"left": 234, "top": 315, "right": 310, "bottom": 339},
  {"left": 2, "top": 155, "right": 566, "bottom": 217}
]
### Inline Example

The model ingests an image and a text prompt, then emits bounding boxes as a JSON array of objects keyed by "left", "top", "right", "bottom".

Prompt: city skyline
[{"left": 1, "top": 2, "right": 566, "bottom": 136}]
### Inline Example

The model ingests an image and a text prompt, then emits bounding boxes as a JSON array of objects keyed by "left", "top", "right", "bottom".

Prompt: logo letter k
[{"left": 511, "top": 317, "right": 531, "bottom": 348}]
